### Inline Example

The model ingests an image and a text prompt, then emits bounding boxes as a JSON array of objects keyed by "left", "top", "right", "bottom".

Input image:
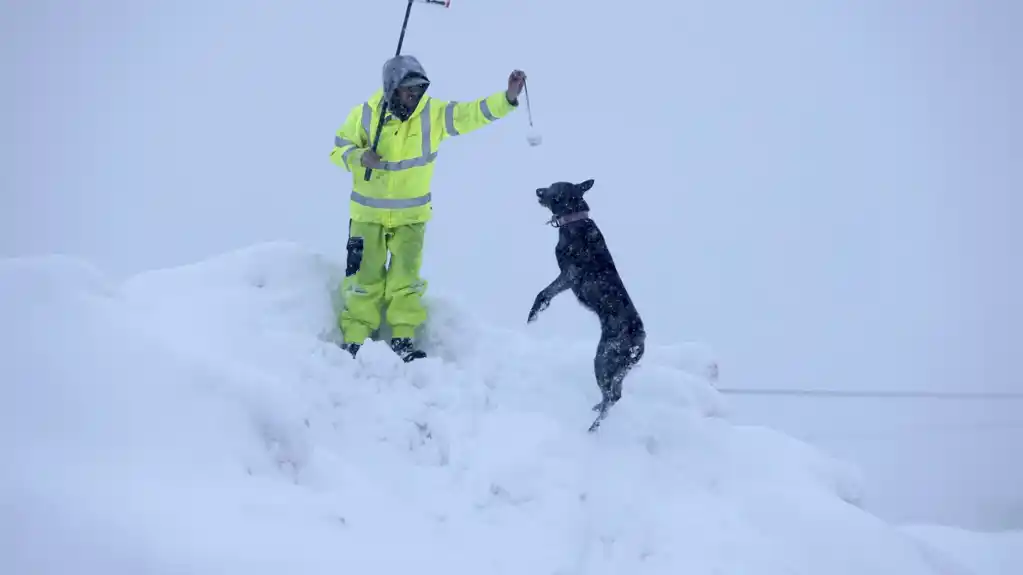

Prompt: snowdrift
[{"left": 1, "top": 242, "right": 1017, "bottom": 574}]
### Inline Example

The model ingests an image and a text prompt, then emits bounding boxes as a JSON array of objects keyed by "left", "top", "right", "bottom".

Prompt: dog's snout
[{"left": 536, "top": 188, "right": 544, "bottom": 197}]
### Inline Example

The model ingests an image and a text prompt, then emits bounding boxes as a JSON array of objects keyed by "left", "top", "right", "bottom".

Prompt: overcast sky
[{"left": 3, "top": 0, "right": 1019, "bottom": 395}]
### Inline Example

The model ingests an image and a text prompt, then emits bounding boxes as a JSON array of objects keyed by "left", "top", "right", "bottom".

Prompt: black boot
[
  {"left": 390, "top": 337, "right": 426, "bottom": 363},
  {"left": 340, "top": 342, "right": 360, "bottom": 358}
]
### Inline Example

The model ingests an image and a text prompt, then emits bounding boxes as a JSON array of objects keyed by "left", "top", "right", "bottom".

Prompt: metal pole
[{"left": 364, "top": 0, "right": 416, "bottom": 182}]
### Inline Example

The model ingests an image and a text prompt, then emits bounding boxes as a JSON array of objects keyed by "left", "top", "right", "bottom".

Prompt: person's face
[{"left": 395, "top": 84, "right": 426, "bottom": 110}]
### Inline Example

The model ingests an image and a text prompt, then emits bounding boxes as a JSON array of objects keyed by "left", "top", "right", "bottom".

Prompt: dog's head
[{"left": 535, "top": 179, "right": 594, "bottom": 217}]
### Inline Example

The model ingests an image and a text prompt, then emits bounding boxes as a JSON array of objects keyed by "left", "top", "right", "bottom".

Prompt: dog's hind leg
[
  {"left": 593, "top": 335, "right": 627, "bottom": 411},
  {"left": 593, "top": 333, "right": 645, "bottom": 411},
  {"left": 624, "top": 332, "right": 647, "bottom": 396},
  {"left": 592, "top": 334, "right": 615, "bottom": 411},
  {"left": 609, "top": 337, "right": 645, "bottom": 403}
]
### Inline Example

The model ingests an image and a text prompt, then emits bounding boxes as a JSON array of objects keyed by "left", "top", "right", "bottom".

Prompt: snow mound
[
  {"left": 1, "top": 242, "right": 1009, "bottom": 574},
  {"left": 901, "top": 525, "right": 1023, "bottom": 575}
]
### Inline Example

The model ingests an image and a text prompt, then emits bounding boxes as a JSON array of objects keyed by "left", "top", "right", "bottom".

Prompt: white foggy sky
[{"left": 2, "top": 0, "right": 1020, "bottom": 396}]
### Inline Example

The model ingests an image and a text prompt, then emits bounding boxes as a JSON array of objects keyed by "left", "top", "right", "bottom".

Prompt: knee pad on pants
[{"left": 346, "top": 236, "right": 364, "bottom": 277}]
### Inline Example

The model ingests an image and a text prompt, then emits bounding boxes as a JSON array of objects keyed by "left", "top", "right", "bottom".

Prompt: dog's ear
[{"left": 576, "top": 179, "right": 594, "bottom": 193}]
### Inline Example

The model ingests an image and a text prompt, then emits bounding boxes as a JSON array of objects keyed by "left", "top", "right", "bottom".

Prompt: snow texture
[{"left": 2, "top": 243, "right": 1019, "bottom": 574}]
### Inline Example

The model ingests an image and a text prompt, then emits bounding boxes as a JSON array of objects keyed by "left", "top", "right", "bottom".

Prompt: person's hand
[
  {"left": 361, "top": 149, "right": 382, "bottom": 169},
  {"left": 507, "top": 70, "right": 526, "bottom": 103}
]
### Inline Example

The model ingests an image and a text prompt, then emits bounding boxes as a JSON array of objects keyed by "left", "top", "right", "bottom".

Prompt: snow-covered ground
[
  {"left": 3, "top": 244, "right": 1020, "bottom": 574},
  {"left": 724, "top": 393, "right": 1023, "bottom": 532},
  {"left": 5, "top": 0, "right": 1021, "bottom": 572}
]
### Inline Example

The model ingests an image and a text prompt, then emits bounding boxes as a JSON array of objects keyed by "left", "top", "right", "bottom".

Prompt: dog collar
[{"left": 549, "top": 211, "right": 590, "bottom": 228}]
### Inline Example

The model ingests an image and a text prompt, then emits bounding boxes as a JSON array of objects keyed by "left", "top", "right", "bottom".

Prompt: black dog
[{"left": 527, "top": 178, "right": 646, "bottom": 422}]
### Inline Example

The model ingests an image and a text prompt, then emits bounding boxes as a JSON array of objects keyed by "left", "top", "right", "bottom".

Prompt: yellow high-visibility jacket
[{"left": 331, "top": 88, "right": 517, "bottom": 227}]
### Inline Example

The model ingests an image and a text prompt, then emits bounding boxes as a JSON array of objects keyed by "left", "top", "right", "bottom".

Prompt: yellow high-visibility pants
[{"left": 338, "top": 220, "right": 428, "bottom": 344}]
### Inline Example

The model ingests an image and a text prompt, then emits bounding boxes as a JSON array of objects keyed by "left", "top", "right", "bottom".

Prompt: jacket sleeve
[
  {"left": 330, "top": 103, "right": 368, "bottom": 172},
  {"left": 435, "top": 90, "right": 518, "bottom": 140}
]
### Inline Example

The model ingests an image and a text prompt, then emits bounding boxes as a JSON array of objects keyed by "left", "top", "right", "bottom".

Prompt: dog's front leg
[{"left": 527, "top": 268, "right": 575, "bottom": 323}]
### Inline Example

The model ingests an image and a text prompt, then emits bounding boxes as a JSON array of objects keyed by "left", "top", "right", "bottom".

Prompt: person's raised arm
[{"left": 434, "top": 70, "right": 527, "bottom": 140}]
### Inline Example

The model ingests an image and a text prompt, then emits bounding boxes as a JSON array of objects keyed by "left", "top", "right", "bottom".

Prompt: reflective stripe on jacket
[{"left": 330, "top": 88, "right": 517, "bottom": 227}]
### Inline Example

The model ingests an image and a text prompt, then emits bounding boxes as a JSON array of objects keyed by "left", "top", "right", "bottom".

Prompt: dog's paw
[
  {"left": 527, "top": 295, "right": 550, "bottom": 323},
  {"left": 527, "top": 307, "right": 544, "bottom": 323}
]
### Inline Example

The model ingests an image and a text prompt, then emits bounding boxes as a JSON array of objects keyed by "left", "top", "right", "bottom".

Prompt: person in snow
[{"left": 330, "top": 54, "right": 527, "bottom": 362}]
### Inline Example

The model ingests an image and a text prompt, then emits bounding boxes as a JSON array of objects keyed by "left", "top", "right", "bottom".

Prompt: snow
[
  {"left": 4, "top": 0, "right": 1022, "bottom": 571},
  {"left": 903, "top": 525, "right": 1023, "bottom": 575},
  {"left": 3, "top": 244, "right": 1020, "bottom": 574}
]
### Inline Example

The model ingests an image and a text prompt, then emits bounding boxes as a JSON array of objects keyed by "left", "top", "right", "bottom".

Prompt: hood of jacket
[{"left": 382, "top": 54, "right": 431, "bottom": 101}]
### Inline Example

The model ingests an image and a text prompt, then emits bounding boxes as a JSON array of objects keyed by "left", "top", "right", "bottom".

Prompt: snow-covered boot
[
  {"left": 340, "top": 342, "right": 360, "bottom": 359},
  {"left": 390, "top": 337, "right": 426, "bottom": 363}
]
